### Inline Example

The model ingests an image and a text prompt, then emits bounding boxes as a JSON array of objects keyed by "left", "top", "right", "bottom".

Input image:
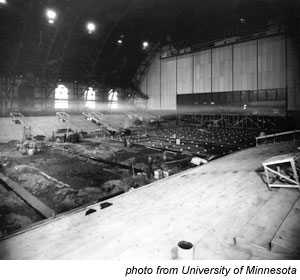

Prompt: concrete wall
[{"left": 141, "top": 34, "right": 300, "bottom": 115}]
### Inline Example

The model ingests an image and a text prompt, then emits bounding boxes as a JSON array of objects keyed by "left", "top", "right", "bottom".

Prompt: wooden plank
[
  {"left": 237, "top": 242, "right": 300, "bottom": 260},
  {"left": 38, "top": 171, "right": 71, "bottom": 189},
  {"left": 271, "top": 198, "right": 300, "bottom": 256},
  {"left": 0, "top": 172, "right": 55, "bottom": 219},
  {"left": 55, "top": 147, "right": 144, "bottom": 173},
  {"left": 234, "top": 188, "right": 300, "bottom": 249}
]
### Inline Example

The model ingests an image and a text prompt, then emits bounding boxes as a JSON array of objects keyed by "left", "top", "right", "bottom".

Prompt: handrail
[
  {"left": 165, "top": 22, "right": 285, "bottom": 58},
  {"left": 82, "top": 112, "right": 90, "bottom": 118},
  {"left": 92, "top": 111, "right": 104, "bottom": 116},
  {"left": 10, "top": 112, "right": 25, "bottom": 125},
  {"left": 56, "top": 112, "right": 70, "bottom": 122},
  {"left": 255, "top": 129, "right": 300, "bottom": 146},
  {"left": 10, "top": 112, "right": 24, "bottom": 118},
  {"left": 91, "top": 112, "right": 104, "bottom": 119},
  {"left": 56, "top": 112, "right": 70, "bottom": 118},
  {"left": 82, "top": 112, "right": 117, "bottom": 132}
]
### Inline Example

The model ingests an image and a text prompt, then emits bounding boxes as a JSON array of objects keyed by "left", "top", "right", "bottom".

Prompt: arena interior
[{"left": 0, "top": 0, "right": 300, "bottom": 260}]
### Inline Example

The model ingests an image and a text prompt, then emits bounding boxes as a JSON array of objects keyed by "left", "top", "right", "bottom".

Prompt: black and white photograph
[{"left": 0, "top": 0, "right": 300, "bottom": 270}]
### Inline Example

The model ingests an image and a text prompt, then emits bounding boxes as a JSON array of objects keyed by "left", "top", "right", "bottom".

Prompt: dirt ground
[
  {"left": 0, "top": 183, "right": 42, "bottom": 237},
  {"left": 0, "top": 136, "right": 191, "bottom": 237}
]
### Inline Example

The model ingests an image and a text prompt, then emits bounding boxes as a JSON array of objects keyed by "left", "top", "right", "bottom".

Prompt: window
[
  {"left": 257, "top": 90, "right": 267, "bottom": 101},
  {"left": 108, "top": 89, "right": 118, "bottom": 109},
  {"left": 84, "top": 87, "right": 96, "bottom": 109},
  {"left": 55, "top": 84, "right": 68, "bottom": 109}
]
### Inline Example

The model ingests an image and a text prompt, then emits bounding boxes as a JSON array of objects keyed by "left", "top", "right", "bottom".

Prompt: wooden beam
[
  {"left": 0, "top": 172, "right": 55, "bottom": 219},
  {"left": 55, "top": 147, "right": 143, "bottom": 173}
]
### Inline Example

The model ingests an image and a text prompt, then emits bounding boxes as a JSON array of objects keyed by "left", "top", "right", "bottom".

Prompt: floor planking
[
  {"left": 234, "top": 188, "right": 300, "bottom": 249},
  {"left": 0, "top": 141, "right": 299, "bottom": 259},
  {"left": 271, "top": 198, "right": 300, "bottom": 255}
]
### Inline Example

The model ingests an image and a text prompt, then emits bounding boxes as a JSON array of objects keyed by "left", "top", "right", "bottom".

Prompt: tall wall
[
  {"left": 0, "top": 79, "right": 109, "bottom": 116},
  {"left": 161, "top": 58, "right": 177, "bottom": 110},
  {"left": 234, "top": 40, "right": 257, "bottom": 90},
  {"left": 141, "top": 34, "right": 300, "bottom": 115}
]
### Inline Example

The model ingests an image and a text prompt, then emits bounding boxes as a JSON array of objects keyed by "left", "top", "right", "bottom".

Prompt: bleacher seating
[{"left": 128, "top": 126, "right": 257, "bottom": 159}]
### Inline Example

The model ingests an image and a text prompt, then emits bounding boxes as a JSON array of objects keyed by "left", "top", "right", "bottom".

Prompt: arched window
[
  {"left": 108, "top": 89, "right": 118, "bottom": 109},
  {"left": 55, "top": 84, "right": 68, "bottom": 109},
  {"left": 84, "top": 87, "right": 96, "bottom": 109}
]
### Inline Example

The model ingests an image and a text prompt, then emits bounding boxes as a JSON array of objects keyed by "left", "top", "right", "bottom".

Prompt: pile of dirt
[
  {"left": 0, "top": 140, "right": 18, "bottom": 150},
  {"left": 4, "top": 165, "right": 95, "bottom": 213},
  {"left": 3, "top": 162, "right": 127, "bottom": 214},
  {"left": 60, "top": 140, "right": 120, "bottom": 160},
  {"left": 0, "top": 183, "right": 42, "bottom": 237}
]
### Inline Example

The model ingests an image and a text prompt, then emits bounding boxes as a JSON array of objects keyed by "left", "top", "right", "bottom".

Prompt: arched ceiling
[{"left": 0, "top": 0, "right": 299, "bottom": 89}]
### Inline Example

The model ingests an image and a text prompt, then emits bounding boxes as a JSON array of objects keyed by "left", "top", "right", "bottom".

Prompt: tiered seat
[{"left": 129, "top": 126, "right": 257, "bottom": 159}]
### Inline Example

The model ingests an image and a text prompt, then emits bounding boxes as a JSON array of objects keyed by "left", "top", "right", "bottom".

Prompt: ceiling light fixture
[
  {"left": 46, "top": 9, "right": 57, "bottom": 24},
  {"left": 86, "top": 22, "right": 96, "bottom": 34},
  {"left": 142, "top": 41, "right": 149, "bottom": 49}
]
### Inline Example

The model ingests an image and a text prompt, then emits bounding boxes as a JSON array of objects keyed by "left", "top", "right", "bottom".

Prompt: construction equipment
[{"left": 17, "top": 140, "right": 37, "bottom": 155}]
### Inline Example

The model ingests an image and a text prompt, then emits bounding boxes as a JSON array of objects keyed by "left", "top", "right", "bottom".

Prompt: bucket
[
  {"left": 27, "top": 148, "right": 35, "bottom": 156},
  {"left": 154, "top": 169, "right": 162, "bottom": 179},
  {"left": 177, "top": 240, "right": 194, "bottom": 260},
  {"left": 162, "top": 170, "right": 170, "bottom": 178}
]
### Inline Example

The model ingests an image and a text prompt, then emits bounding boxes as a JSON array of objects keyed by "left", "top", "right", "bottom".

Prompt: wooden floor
[{"left": 0, "top": 141, "right": 299, "bottom": 259}]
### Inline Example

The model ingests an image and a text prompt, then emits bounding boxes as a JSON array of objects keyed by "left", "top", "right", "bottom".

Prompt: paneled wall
[
  {"left": 177, "top": 53, "right": 193, "bottom": 94},
  {"left": 145, "top": 53, "right": 161, "bottom": 109},
  {"left": 161, "top": 58, "right": 176, "bottom": 110},
  {"left": 287, "top": 37, "right": 300, "bottom": 110},
  {"left": 194, "top": 50, "right": 211, "bottom": 93},
  {"left": 258, "top": 36, "right": 286, "bottom": 89},
  {"left": 141, "top": 34, "right": 300, "bottom": 114},
  {"left": 233, "top": 40, "right": 257, "bottom": 90},
  {"left": 212, "top": 45, "right": 233, "bottom": 92}
]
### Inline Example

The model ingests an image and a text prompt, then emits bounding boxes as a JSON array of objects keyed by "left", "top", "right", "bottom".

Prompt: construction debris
[{"left": 16, "top": 140, "right": 40, "bottom": 155}]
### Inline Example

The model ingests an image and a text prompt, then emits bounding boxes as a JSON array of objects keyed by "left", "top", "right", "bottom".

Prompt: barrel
[{"left": 177, "top": 240, "right": 194, "bottom": 260}]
